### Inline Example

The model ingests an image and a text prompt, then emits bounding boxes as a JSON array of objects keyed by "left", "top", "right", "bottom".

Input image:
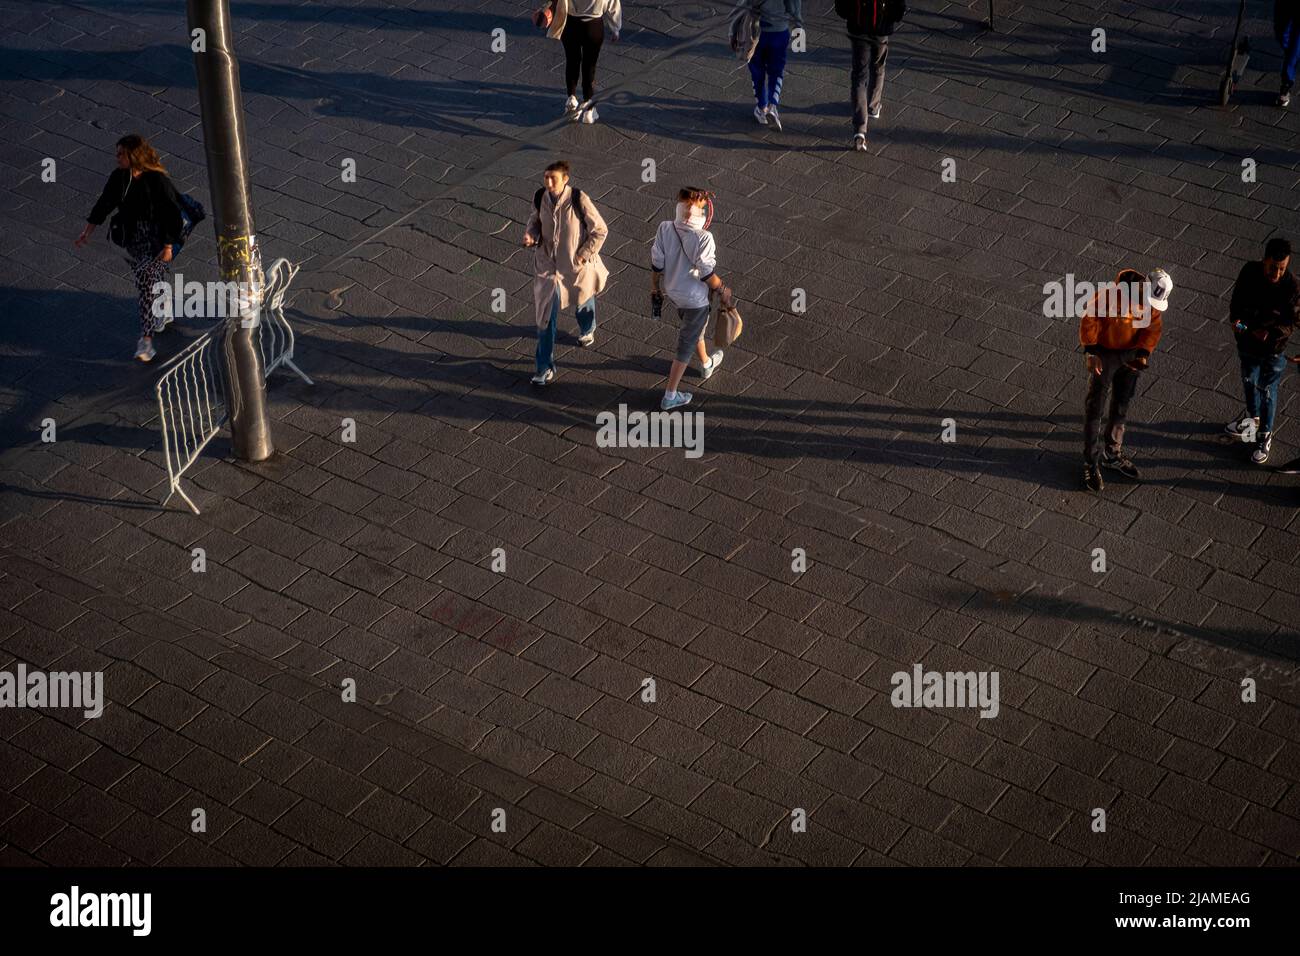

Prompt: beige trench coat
[{"left": 525, "top": 185, "right": 609, "bottom": 330}]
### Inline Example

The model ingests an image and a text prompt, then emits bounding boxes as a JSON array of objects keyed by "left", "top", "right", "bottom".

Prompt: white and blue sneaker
[{"left": 661, "top": 390, "right": 692, "bottom": 411}]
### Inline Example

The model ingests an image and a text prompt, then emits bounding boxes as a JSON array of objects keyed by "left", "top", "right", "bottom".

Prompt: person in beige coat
[{"left": 523, "top": 160, "right": 610, "bottom": 385}]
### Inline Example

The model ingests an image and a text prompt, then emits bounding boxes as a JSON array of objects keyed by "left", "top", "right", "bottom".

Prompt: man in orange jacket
[{"left": 1078, "top": 268, "right": 1173, "bottom": 492}]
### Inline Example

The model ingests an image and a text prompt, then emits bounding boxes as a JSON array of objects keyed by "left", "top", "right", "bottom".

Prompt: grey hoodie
[{"left": 737, "top": 0, "right": 802, "bottom": 32}]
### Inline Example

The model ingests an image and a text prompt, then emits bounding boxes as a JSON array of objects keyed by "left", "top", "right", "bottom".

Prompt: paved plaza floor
[{"left": 0, "top": 0, "right": 1298, "bottom": 866}]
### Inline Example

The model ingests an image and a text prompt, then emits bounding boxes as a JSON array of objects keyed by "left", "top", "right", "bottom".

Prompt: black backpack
[
  {"left": 533, "top": 186, "right": 591, "bottom": 241},
  {"left": 835, "top": 0, "right": 907, "bottom": 37}
]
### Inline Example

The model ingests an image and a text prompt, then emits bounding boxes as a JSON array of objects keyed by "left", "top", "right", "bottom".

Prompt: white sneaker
[
  {"left": 853, "top": 133, "right": 867, "bottom": 152},
  {"left": 869, "top": 105, "right": 883, "bottom": 120},
  {"left": 563, "top": 95, "right": 579, "bottom": 115},
  {"left": 530, "top": 368, "right": 554, "bottom": 386},
  {"left": 766, "top": 106, "right": 782, "bottom": 131},
  {"left": 577, "top": 331, "right": 595, "bottom": 347},
  {"left": 700, "top": 349, "right": 724, "bottom": 380},
  {"left": 581, "top": 104, "right": 598, "bottom": 124},
  {"left": 1225, "top": 416, "right": 1258, "bottom": 441},
  {"left": 134, "top": 337, "right": 155, "bottom": 362},
  {"left": 661, "top": 390, "right": 692, "bottom": 411},
  {"left": 754, "top": 105, "right": 769, "bottom": 125}
]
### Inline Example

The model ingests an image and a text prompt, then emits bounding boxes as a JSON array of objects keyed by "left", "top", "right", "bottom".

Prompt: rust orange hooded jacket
[{"left": 1078, "top": 271, "right": 1163, "bottom": 356}]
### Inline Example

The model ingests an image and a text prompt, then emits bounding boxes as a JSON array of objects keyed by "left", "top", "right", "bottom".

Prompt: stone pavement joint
[{"left": 0, "top": 0, "right": 1298, "bottom": 867}]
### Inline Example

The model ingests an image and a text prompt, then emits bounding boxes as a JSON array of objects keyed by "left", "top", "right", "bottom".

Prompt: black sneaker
[
  {"left": 1251, "top": 431, "right": 1272, "bottom": 465},
  {"left": 1083, "top": 464, "right": 1104, "bottom": 492},
  {"left": 1101, "top": 453, "right": 1140, "bottom": 480}
]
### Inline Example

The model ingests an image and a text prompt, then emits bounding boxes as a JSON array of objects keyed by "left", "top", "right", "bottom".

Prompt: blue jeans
[
  {"left": 1279, "top": 16, "right": 1300, "bottom": 90},
  {"left": 748, "top": 30, "right": 789, "bottom": 109},
  {"left": 1239, "top": 352, "right": 1288, "bottom": 433},
  {"left": 536, "top": 291, "right": 595, "bottom": 373}
]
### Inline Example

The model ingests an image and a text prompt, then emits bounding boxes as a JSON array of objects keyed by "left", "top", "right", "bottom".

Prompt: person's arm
[
  {"left": 77, "top": 170, "right": 123, "bottom": 246},
  {"left": 575, "top": 193, "right": 607, "bottom": 264},
  {"left": 152, "top": 174, "right": 184, "bottom": 261},
  {"left": 788, "top": 0, "right": 803, "bottom": 29},
  {"left": 696, "top": 233, "right": 733, "bottom": 306},
  {"left": 86, "top": 170, "right": 123, "bottom": 226},
  {"left": 1079, "top": 293, "right": 1101, "bottom": 350},
  {"left": 1079, "top": 293, "right": 1102, "bottom": 373},
  {"left": 523, "top": 199, "right": 542, "bottom": 247},
  {"left": 605, "top": 0, "right": 622, "bottom": 38},
  {"left": 1131, "top": 312, "right": 1162, "bottom": 364},
  {"left": 650, "top": 225, "right": 665, "bottom": 293},
  {"left": 1229, "top": 263, "right": 1254, "bottom": 328}
]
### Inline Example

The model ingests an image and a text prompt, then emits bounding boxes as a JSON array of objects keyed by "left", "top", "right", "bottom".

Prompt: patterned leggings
[{"left": 127, "top": 224, "right": 169, "bottom": 338}]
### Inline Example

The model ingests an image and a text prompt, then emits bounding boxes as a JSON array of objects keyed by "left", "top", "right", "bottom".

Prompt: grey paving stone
[{"left": 1, "top": 0, "right": 1297, "bottom": 870}]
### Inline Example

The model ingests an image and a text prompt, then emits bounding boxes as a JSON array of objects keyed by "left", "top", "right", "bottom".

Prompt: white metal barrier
[
  {"left": 156, "top": 257, "right": 308, "bottom": 514},
  {"left": 157, "top": 332, "right": 226, "bottom": 514},
  {"left": 257, "top": 258, "right": 312, "bottom": 386}
]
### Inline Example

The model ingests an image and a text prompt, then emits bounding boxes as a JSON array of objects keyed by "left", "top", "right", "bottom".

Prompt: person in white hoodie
[
  {"left": 650, "top": 187, "right": 736, "bottom": 411},
  {"left": 539, "top": 0, "right": 623, "bottom": 123}
]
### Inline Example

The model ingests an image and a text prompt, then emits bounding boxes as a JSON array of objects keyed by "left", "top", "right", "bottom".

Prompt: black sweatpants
[{"left": 562, "top": 15, "right": 604, "bottom": 102}]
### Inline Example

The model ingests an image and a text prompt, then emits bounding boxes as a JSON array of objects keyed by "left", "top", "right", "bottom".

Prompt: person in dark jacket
[
  {"left": 74, "top": 134, "right": 184, "bottom": 362},
  {"left": 1276, "top": 0, "right": 1300, "bottom": 107},
  {"left": 1224, "top": 237, "right": 1300, "bottom": 463},
  {"left": 836, "top": 0, "right": 906, "bottom": 151}
]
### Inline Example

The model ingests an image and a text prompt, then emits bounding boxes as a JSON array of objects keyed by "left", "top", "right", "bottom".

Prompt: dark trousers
[
  {"left": 1083, "top": 351, "right": 1141, "bottom": 464},
  {"left": 850, "top": 34, "right": 888, "bottom": 133},
  {"left": 562, "top": 15, "right": 604, "bottom": 102}
]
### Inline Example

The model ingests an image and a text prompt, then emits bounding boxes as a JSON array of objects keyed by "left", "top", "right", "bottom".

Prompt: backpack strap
[{"left": 571, "top": 187, "right": 590, "bottom": 237}]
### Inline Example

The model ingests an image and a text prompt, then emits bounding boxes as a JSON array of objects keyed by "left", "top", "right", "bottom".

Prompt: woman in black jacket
[{"left": 74, "top": 134, "right": 184, "bottom": 362}]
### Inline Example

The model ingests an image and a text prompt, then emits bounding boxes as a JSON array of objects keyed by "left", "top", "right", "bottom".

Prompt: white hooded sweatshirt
[{"left": 650, "top": 202, "right": 717, "bottom": 311}]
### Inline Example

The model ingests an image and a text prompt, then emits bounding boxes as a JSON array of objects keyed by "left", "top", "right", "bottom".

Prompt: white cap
[{"left": 1148, "top": 268, "right": 1173, "bottom": 311}]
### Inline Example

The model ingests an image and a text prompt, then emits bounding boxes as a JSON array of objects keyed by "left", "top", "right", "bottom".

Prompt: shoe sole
[{"left": 1100, "top": 462, "right": 1139, "bottom": 479}]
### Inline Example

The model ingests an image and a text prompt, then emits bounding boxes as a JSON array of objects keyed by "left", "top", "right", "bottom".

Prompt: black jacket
[
  {"left": 837, "top": 0, "right": 906, "bottom": 37},
  {"left": 1230, "top": 260, "right": 1300, "bottom": 357},
  {"left": 86, "top": 168, "right": 184, "bottom": 250}
]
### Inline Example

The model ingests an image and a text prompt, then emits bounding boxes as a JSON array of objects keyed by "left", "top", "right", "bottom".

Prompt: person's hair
[
  {"left": 544, "top": 160, "right": 570, "bottom": 176},
  {"left": 1116, "top": 269, "right": 1144, "bottom": 285},
  {"left": 678, "top": 187, "right": 710, "bottom": 206},
  {"left": 1265, "top": 237, "right": 1292, "bottom": 261},
  {"left": 116, "top": 134, "right": 167, "bottom": 174}
]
